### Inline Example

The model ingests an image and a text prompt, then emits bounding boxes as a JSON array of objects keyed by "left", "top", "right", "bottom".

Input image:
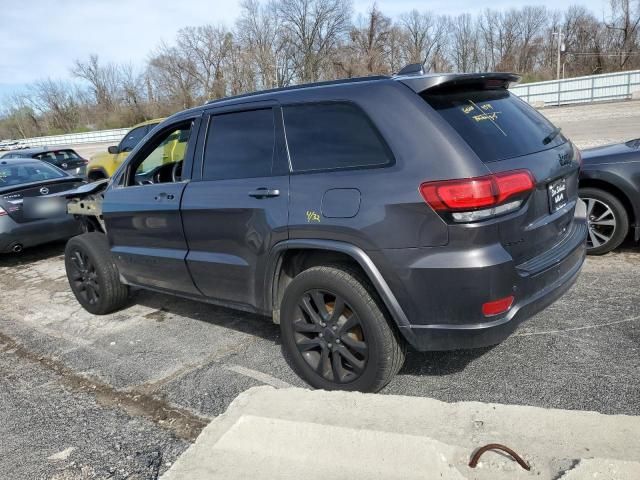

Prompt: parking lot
[
  {"left": 1, "top": 101, "right": 639, "bottom": 479},
  {"left": 2, "top": 241, "right": 639, "bottom": 478}
]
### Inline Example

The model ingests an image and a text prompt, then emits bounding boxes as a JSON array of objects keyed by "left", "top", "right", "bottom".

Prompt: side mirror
[{"left": 107, "top": 146, "right": 119, "bottom": 154}]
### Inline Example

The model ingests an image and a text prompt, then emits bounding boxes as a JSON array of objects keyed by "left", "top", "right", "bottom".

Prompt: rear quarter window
[
  {"left": 283, "top": 102, "right": 393, "bottom": 172},
  {"left": 423, "top": 89, "right": 565, "bottom": 162}
]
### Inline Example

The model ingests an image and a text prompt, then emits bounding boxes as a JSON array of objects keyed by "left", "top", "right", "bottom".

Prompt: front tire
[
  {"left": 579, "top": 187, "right": 629, "bottom": 255},
  {"left": 65, "top": 233, "right": 129, "bottom": 314},
  {"left": 280, "top": 265, "right": 406, "bottom": 392}
]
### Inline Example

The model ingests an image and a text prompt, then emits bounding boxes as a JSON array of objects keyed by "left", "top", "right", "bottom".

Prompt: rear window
[
  {"left": 34, "top": 149, "right": 80, "bottom": 165},
  {"left": 0, "top": 162, "right": 66, "bottom": 186},
  {"left": 283, "top": 102, "right": 393, "bottom": 172},
  {"left": 423, "top": 89, "right": 565, "bottom": 162}
]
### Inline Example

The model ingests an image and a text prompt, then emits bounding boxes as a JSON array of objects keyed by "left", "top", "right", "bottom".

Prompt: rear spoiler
[{"left": 394, "top": 72, "right": 521, "bottom": 94}]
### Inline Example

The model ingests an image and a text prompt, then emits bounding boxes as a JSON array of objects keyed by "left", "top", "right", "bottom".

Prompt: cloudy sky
[{"left": 0, "top": 0, "right": 608, "bottom": 99}]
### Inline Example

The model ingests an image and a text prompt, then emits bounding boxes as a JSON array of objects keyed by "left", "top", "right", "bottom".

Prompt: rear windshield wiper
[{"left": 542, "top": 127, "right": 562, "bottom": 145}]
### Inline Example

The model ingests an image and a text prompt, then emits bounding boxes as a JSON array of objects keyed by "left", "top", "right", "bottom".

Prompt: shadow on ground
[
  {"left": 0, "top": 240, "right": 66, "bottom": 267},
  {"left": 400, "top": 347, "right": 493, "bottom": 376},
  {"left": 133, "top": 287, "right": 492, "bottom": 379},
  {"left": 133, "top": 289, "right": 282, "bottom": 344}
]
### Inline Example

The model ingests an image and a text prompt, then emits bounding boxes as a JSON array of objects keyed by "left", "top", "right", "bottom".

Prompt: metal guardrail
[
  {"left": 511, "top": 70, "right": 640, "bottom": 106},
  {"left": 13, "top": 128, "right": 129, "bottom": 148}
]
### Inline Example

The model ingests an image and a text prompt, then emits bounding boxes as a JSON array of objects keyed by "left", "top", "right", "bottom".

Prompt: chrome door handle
[
  {"left": 154, "top": 192, "right": 175, "bottom": 201},
  {"left": 248, "top": 188, "right": 280, "bottom": 198}
]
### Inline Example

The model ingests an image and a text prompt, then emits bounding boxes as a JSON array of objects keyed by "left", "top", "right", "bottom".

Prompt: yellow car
[{"left": 87, "top": 119, "right": 163, "bottom": 181}]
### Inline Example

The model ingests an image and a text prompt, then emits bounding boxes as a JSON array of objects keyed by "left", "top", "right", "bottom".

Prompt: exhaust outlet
[{"left": 11, "top": 243, "right": 23, "bottom": 253}]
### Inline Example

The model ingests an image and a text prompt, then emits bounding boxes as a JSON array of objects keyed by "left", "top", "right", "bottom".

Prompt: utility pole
[{"left": 552, "top": 31, "right": 565, "bottom": 80}]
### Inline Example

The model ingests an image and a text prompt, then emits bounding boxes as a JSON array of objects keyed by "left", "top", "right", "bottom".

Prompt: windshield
[
  {"left": 0, "top": 162, "right": 66, "bottom": 186},
  {"left": 423, "top": 88, "right": 566, "bottom": 162}
]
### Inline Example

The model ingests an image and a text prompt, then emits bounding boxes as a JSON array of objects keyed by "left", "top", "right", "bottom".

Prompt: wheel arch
[
  {"left": 87, "top": 167, "right": 109, "bottom": 182},
  {"left": 266, "top": 240, "right": 411, "bottom": 329}
]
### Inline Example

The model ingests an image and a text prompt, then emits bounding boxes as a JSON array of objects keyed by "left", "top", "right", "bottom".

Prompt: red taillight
[
  {"left": 420, "top": 170, "right": 535, "bottom": 212},
  {"left": 0, "top": 206, "right": 7, "bottom": 217},
  {"left": 482, "top": 295, "right": 514, "bottom": 316}
]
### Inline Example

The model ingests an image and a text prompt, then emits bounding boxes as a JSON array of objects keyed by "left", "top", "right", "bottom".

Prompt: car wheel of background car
[
  {"left": 579, "top": 187, "right": 629, "bottom": 255},
  {"left": 64, "top": 232, "right": 129, "bottom": 314},
  {"left": 279, "top": 264, "right": 406, "bottom": 393}
]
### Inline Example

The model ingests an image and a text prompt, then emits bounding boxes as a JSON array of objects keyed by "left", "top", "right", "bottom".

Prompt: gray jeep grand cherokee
[{"left": 63, "top": 67, "right": 587, "bottom": 392}]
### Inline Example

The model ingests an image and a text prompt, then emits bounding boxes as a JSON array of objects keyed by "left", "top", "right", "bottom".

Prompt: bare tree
[
  {"left": 71, "top": 55, "right": 120, "bottom": 111},
  {"left": 516, "top": 6, "right": 547, "bottom": 73},
  {"left": 399, "top": 10, "right": 447, "bottom": 71},
  {"left": 276, "top": 0, "right": 352, "bottom": 82},
  {"left": 148, "top": 42, "right": 199, "bottom": 109},
  {"left": 0, "top": 93, "right": 40, "bottom": 138},
  {"left": 606, "top": 0, "right": 640, "bottom": 69},
  {"left": 237, "top": 0, "right": 286, "bottom": 88},
  {"left": 449, "top": 14, "right": 480, "bottom": 72},
  {"left": 353, "top": 4, "right": 392, "bottom": 74},
  {"left": 31, "top": 79, "right": 80, "bottom": 133},
  {"left": 177, "top": 25, "right": 231, "bottom": 99},
  {"left": 4, "top": 0, "right": 640, "bottom": 139}
]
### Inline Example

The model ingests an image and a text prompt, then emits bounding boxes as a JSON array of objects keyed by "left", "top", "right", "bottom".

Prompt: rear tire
[
  {"left": 65, "top": 233, "right": 129, "bottom": 314},
  {"left": 280, "top": 264, "right": 406, "bottom": 393},
  {"left": 579, "top": 187, "right": 629, "bottom": 255}
]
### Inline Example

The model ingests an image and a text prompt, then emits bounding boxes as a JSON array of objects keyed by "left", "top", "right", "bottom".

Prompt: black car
[
  {"left": 0, "top": 159, "right": 85, "bottom": 253},
  {"left": 580, "top": 139, "right": 640, "bottom": 254},
  {"left": 1, "top": 147, "right": 89, "bottom": 178},
  {"left": 63, "top": 68, "right": 586, "bottom": 392}
]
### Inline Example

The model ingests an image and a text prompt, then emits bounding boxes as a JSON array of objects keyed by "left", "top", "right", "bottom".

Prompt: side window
[
  {"left": 35, "top": 152, "right": 56, "bottom": 161},
  {"left": 124, "top": 121, "right": 192, "bottom": 186},
  {"left": 202, "top": 108, "right": 274, "bottom": 181},
  {"left": 283, "top": 102, "right": 393, "bottom": 172},
  {"left": 119, "top": 126, "right": 148, "bottom": 153}
]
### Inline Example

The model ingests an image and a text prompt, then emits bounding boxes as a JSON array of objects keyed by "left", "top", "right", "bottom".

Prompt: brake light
[
  {"left": 482, "top": 295, "right": 514, "bottom": 316},
  {"left": 420, "top": 170, "right": 534, "bottom": 222},
  {"left": 0, "top": 206, "right": 7, "bottom": 217}
]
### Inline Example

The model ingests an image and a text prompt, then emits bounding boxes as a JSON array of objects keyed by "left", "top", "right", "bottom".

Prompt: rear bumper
[
  {"left": 399, "top": 243, "right": 584, "bottom": 350},
  {"left": 0, "top": 214, "right": 82, "bottom": 253},
  {"left": 374, "top": 203, "right": 587, "bottom": 351}
]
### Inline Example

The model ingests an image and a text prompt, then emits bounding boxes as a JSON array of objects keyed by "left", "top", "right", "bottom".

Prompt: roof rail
[{"left": 205, "top": 75, "right": 389, "bottom": 105}]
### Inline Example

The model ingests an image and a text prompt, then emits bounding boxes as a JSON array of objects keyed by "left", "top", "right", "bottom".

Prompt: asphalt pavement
[{"left": 0, "top": 241, "right": 638, "bottom": 479}]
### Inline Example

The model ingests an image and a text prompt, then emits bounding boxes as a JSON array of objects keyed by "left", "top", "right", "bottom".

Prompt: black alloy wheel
[
  {"left": 64, "top": 232, "right": 129, "bottom": 314},
  {"left": 67, "top": 248, "right": 101, "bottom": 306},
  {"left": 280, "top": 265, "right": 405, "bottom": 392},
  {"left": 293, "top": 289, "right": 368, "bottom": 384}
]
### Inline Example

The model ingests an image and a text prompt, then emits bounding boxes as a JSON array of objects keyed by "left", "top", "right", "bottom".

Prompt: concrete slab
[
  {"left": 162, "top": 386, "right": 640, "bottom": 480},
  {"left": 558, "top": 458, "right": 640, "bottom": 479}
]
